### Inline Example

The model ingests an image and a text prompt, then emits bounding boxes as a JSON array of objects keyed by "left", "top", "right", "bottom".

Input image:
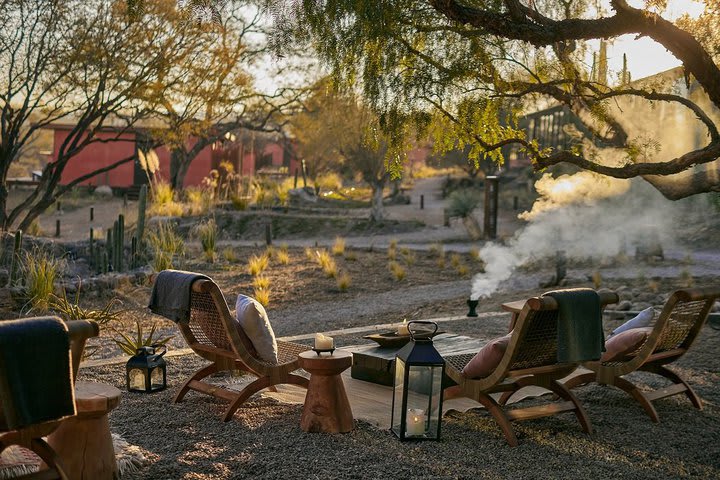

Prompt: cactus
[
  {"left": 131, "top": 235, "right": 138, "bottom": 269},
  {"left": 89, "top": 227, "right": 95, "bottom": 269},
  {"left": 136, "top": 184, "right": 147, "bottom": 248},
  {"left": 101, "top": 250, "right": 108, "bottom": 274},
  {"left": 106, "top": 227, "right": 113, "bottom": 272},
  {"left": 8, "top": 230, "right": 22, "bottom": 286},
  {"left": 115, "top": 214, "right": 125, "bottom": 272}
]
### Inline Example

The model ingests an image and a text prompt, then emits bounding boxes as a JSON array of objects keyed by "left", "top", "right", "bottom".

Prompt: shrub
[
  {"left": 469, "top": 247, "right": 481, "bottom": 261},
  {"left": 429, "top": 243, "right": 444, "bottom": 258},
  {"left": 265, "top": 246, "right": 276, "bottom": 259},
  {"left": 336, "top": 271, "right": 351, "bottom": 291},
  {"left": 50, "top": 285, "right": 123, "bottom": 325},
  {"left": 389, "top": 261, "right": 406, "bottom": 281},
  {"left": 315, "top": 172, "right": 343, "bottom": 193},
  {"left": 185, "top": 186, "right": 213, "bottom": 216},
  {"left": 193, "top": 218, "right": 217, "bottom": 263},
  {"left": 111, "top": 321, "right": 173, "bottom": 356},
  {"left": 254, "top": 287, "right": 271, "bottom": 307},
  {"left": 456, "top": 264, "right": 469, "bottom": 277},
  {"left": 276, "top": 250, "right": 290, "bottom": 265},
  {"left": 344, "top": 250, "right": 357, "bottom": 261},
  {"left": 450, "top": 253, "right": 462, "bottom": 268},
  {"left": 21, "top": 247, "right": 65, "bottom": 312},
  {"left": 253, "top": 275, "right": 271, "bottom": 291},
  {"left": 436, "top": 256, "right": 446, "bottom": 269},
  {"left": 332, "top": 237, "right": 346, "bottom": 256},
  {"left": 401, "top": 249, "right": 416, "bottom": 266},
  {"left": 230, "top": 195, "right": 249, "bottom": 210},
  {"left": 446, "top": 189, "right": 481, "bottom": 218},
  {"left": 146, "top": 221, "right": 185, "bottom": 271},
  {"left": 25, "top": 218, "right": 42, "bottom": 236},
  {"left": 387, "top": 244, "right": 397, "bottom": 261},
  {"left": 149, "top": 180, "right": 184, "bottom": 217},
  {"left": 222, "top": 247, "right": 239, "bottom": 263},
  {"left": 279, "top": 243, "right": 289, "bottom": 253},
  {"left": 591, "top": 271, "right": 602, "bottom": 289},
  {"left": 248, "top": 254, "right": 269, "bottom": 276},
  {"left": 304, "top": 247, "right": 315, "bottom": 261}
]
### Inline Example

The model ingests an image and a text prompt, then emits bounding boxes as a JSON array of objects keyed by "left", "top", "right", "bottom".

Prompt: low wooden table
[
  {"left": 298, "top": 350, "right": 354, "bottom": 433},
  {"left": 47, "top": 381, "right": 121, "bottom": 480},
  {"left": 350, "top": 334, "right": 489, "bottom": 386}
]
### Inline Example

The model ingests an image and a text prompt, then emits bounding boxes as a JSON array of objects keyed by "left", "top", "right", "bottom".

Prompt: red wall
[
  {"left": 54, "top": 129, "right": 136, "bottom": 187},
  {"left": 51, "top": 127, "right": 300, "bottom": 188}
]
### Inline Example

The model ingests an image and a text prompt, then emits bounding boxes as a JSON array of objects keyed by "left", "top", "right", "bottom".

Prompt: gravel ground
[{"left": 78, "top": 283, "right": 720, "bottom": 480}]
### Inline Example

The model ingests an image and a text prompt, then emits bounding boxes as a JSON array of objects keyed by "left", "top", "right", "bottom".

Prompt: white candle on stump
[
  {"left": 397, "top": 319, "right": 410, "bottom": 336},
  {"left": 314, "top": 333, "right": 334, "bottom": 350}
]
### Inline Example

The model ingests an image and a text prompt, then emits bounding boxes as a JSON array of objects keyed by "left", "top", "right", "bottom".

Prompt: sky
[{"left": 605, "top": 0, "right": 706, "bottom": 80}]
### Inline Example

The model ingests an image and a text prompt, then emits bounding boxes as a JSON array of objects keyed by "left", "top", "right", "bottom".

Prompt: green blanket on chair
[
  {"left": 544, "top": 288, "right": 605, "bottom": 363},
  {"left": 0, "top": 317, "right": 75, "bottom": 430}
]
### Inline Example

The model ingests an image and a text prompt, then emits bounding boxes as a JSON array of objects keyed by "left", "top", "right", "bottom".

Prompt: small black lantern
[
  {"left": 391, "top": 321, "right": 445, "bottom": 441},
  {"left": 126, "top": 344, "right": 167, "bottom": 393}
]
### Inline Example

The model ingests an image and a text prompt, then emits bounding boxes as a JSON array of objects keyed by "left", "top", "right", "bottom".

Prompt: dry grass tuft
[
  {"left": 248, "top": 254, "right": 269, "bottom": 276},
  {"left": 389, "top": 261, "right": 406, "bottom": 281},
  {"left": 336, "top": 271, "right": 351, "bottom": 292},
  {"left": 332, "top": 237, "right": 346, "bottom": 256}
]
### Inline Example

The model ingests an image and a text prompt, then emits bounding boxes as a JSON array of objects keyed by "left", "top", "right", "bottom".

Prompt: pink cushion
[
  {"left": 462, "top": 333, "right": 512, "bottom": 379},
  {"left": 601, "top": 327, "right": 653, "bottom": 362}
]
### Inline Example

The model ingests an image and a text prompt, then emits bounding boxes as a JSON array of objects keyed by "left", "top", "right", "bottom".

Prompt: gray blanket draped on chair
[
  {"left": 0, "top": 317, "right": 75, "bottom": 429},
  {"left": 148, "top": 269, "right": 210, "bottom": 324},
  {"left": 544, "top": 288, "right": 605, "bottom": 363}
]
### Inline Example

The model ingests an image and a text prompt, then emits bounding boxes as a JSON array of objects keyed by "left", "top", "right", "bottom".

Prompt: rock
[
  {"left": 712, "top": 301, "right": 720, "bottom": 313},
  {"left": 635, "top": 292, "right": 657, "bottom": 303},
  {"left": 633, "top": 302, "right": 653, "bottom": 311},
  {"left": 94, "top": 185, "right": 113, "bottom": 197},
  {"left": 288, "top": 187, "right": 318, "bottom": 205},
  {"left": 618, "top": 289, "right": 634, "bottom": 301},
  {"left": 616, "top": 300, "right": 633, "bottom": 311}
]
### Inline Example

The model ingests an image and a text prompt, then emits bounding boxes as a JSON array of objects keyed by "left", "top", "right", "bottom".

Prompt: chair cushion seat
[
  {"left": 601, "top": 327, "right": 653, "bottom": 362},
  {"left": 462, "top": 333, "right": 512, "bottom": 379},
  {"left": 235, "top": 295, "right": 278, "bottom": 364}
]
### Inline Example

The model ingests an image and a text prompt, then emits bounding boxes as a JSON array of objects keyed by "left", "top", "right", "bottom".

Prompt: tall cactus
[
  {"left": 136, "top": 184, "right": 147, "bottom": 248},
  {"left": 89, "top": 227, "right": 95, "bottom": 270},
  {"left": 8, "top": 230, "right": 22, "bottom": 287},
  {"left": 115, "top": 214, "right": 125, "bottom": 272},
  {"left": 106, "top": 227, "right": 113, "bottom": 272}
]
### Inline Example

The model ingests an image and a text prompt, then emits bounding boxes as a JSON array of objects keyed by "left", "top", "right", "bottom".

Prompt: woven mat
[{"left": 0, "top": 434, "right": 149, "bottom": 479}]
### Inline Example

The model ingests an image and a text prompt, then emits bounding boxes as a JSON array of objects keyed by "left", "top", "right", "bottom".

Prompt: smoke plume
[{"left": 470, "top": 173, "right": 700, "bottom": 300}]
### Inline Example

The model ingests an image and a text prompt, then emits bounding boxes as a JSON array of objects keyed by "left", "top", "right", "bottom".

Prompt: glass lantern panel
[
  {"left": 405, "top": 364, "right": 443, "bottom": 439},
  {"left": 129, "top": 368, "right": 146, "bottom": 391},
  {"left": 150, "top": 366, "right": 164, "bottom": 390},
  {"left": 391, "top": 358, "right": 406, "bottom": 436}
]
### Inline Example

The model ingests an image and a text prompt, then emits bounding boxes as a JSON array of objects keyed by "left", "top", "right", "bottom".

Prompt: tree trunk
[
  {"left": 169, "top": 149, "right": 191, "bottom": 190},
  {"left": 370, "top": 182, "right": 385, "bottom": 223},
  {"left": 462, "top": 215, "right": 483, "bottom": 240}
]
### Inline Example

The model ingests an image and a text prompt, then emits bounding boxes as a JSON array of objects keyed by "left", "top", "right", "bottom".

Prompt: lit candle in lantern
[
  {"left": 406, "top": 408, "right": 425, "bottom": 436},
  {"left": 314, "top": 333, "right": 334, "bottom": 350},
  {"left": 397, "top": 319, "right": 410, "bottom": 336}
]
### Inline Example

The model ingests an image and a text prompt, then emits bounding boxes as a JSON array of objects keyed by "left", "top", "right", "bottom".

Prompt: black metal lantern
[
  {"left": 391, "top": 321, "right": 445, "bottom": 441},
  {"left": 126, "top": 344, "right": 167, "bottom": 393}
]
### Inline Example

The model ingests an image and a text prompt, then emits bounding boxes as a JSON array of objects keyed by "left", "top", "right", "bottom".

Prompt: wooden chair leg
[
  {"left": 562, "top": 371, "right": 596, "bottom": 390},
  {"left": 32, "top": 437, "right": 70, "bottom": 480},
  {"left": 223, "top": 377, "right": 273, "bottom": 421},
  {"left": 174, "top": 363, "right": 218, "bottom": 403},
  {"left": 474, "top": 393, "right": 519, "bottom": 447},
  {"left": 498, "top": 378, "right": 530, "bottom": 405},
  {"left": 651, "top": 365, "right": 703, "bottom": 410},
  {"left": 222, "top": 373, "right": 310, "bottom": 421},
  {"left": 546, "top": 380, "right": 593, "bottom": 434},
  {"left": 612, "top": 376, "right": 660, "bottom": 423}
]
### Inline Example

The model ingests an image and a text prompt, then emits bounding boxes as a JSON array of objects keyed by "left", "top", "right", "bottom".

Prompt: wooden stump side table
[
  {"left": 298, "top": 350, "right": 354, "bottom": 433},
  {"left": 47, "top": 381, "right": 121, "bottom": 480}
]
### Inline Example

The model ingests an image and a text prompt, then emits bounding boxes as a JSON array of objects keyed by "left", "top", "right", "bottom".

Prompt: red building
[{"left": 49, "top": 125, "right": 298, "bottom": 189}]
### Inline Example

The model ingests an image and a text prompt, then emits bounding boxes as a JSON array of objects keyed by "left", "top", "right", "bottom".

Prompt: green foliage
[
  {"left": 50, "top": 286, "right": 124, "bottom": 325},
  {"left": 194, "top": 217, "right": 218, "bottom": 263},
  {"left": 446, "top": 189, "right": 481, "bottom": 219},
  {"left": 21, "top": 247, "right": 65, "bottom": 313},
  {"left": 248, "top": 254, "right": 269, "bottom": 276},
  {"left": 146, "top": 221, "right": 185, "bottom": 271},
  {"left": 111, "top": 321, "right": 173, "bottom": 356}
]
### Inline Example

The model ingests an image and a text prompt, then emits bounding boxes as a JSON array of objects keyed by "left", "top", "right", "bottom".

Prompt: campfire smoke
[{"left": 469, "top": 174, "right": 699, "bottom": 301}]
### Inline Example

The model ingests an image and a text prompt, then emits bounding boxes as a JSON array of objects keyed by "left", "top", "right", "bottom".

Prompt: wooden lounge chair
[
  {"left": 564, "top": 286, "right": 720, "bottom": 422},
  {"left": 0, "top": 317, "right": 99, "bottom": 480},
  {"left": 173, "top": 278, "right": 310, "bottom": 421},
  {"left": 444, "top": 291, "right": 618, "bottom": 447}
]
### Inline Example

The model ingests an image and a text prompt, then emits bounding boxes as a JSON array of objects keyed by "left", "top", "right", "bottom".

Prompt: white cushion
[
  {"left": 235, "top": 294, "right": 278, "bottom": 364},
  {"left": 609, "top": 307, "right": 655, "bottom": 338}
]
